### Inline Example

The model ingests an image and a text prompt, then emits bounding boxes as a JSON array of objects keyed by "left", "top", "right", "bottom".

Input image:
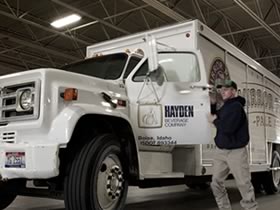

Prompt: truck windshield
[{"left": 61, "top": 53, "right": 128, "bottom": 80}]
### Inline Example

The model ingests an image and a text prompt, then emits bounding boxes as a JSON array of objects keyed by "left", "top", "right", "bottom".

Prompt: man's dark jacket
[{"left": 211, "top": 96, "right": 249, "bottom": 149}]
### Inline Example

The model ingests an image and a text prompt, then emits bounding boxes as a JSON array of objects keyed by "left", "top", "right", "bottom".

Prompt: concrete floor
[{"left": 6, "top": 181, "right": 280, "bottom": 210}]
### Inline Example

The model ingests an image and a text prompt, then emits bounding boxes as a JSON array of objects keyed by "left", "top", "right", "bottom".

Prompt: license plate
[{"left": 5, "top": 152, "right": 26, "bottom": 168}]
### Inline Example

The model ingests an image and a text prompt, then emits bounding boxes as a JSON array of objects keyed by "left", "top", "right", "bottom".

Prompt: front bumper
[{"left": 0, "top": 143, "right": 59, "bottom": 180}]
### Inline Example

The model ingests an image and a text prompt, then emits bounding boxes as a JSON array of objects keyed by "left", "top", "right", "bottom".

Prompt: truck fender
[
  {"left": 48, "top": 104, "right": 131, "bottom": 144},
  {"left": 48, "top": 104, "right": 141, "bottom": 178}
]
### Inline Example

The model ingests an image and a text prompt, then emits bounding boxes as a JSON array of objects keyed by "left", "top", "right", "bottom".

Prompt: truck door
[{"left": 125, "top": 51, "right": 212, "bottom": 146}]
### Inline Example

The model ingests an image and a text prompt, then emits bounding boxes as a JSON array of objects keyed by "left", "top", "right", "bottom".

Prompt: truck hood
[{"left": 0, "top": 68, "right": 126, "bottom": 98}]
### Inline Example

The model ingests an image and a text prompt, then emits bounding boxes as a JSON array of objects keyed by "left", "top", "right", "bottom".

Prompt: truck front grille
[
  {"left": 0, "top": 131, "right": 16, "bottom": 143},
  {"left": 0, "top": 81, "right": 40, "bottom": 122}
]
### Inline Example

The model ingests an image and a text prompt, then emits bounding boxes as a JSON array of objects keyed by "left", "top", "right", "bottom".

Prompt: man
[{"left": 208, "top": 80, "right": 258, "bottom": 210}]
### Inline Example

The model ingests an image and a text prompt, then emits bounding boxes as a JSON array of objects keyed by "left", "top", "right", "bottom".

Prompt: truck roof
[{"left": 86, "top": 19, "right": 280, "bottom": 85}]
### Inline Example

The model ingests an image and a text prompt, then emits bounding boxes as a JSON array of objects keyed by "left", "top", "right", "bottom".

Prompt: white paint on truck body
[{"left": 0, "top": 19, "right": 279, "bottom": 182}]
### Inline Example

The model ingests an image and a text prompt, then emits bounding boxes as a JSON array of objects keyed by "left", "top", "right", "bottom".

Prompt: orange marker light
[{"left": 64, "top": 88, "right": 78, "bottom": 101}]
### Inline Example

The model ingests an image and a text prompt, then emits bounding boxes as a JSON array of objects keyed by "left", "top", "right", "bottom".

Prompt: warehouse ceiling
[{"left": 0, "top": 0, "right": 280, "bottom": 77}]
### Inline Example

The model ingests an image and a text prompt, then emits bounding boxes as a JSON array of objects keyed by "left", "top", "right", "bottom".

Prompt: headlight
[{"left": 19, "top": 89, "right": 33, "bottom": 110}]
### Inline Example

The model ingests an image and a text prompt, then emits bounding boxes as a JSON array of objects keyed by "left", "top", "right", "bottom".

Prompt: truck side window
[
  {"left": 133, "top": 60, "right": 149, "bottom": 82},
  {"left": 132, "top": 52, "right": 200, "bottom": 82},
  {"left": 159, "top": 52, "right": 200, "bottom": 82},
  {"left": 123, "top": 56, "right": 141, "bottom": 79}
]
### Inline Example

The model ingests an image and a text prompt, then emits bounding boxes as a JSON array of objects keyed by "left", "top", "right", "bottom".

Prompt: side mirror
[
  {"left": 147, "top": 65, "right": 165, "bottom": 86},
  {"left": 146, "top": 35, "right": 159, "bottom": 72}
]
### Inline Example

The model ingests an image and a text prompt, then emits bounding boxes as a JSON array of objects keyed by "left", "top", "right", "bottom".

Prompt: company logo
[
  {"left": 164, "top": 105, "right": 194, "bottom": 118},
  {"left": 209, "top": 58, "right": 230, "bottom": 86},
  {"left": 164, "top": 105, "right": 194, "bottom": 127},
  {"left": 138, "top": 104, "right": 162, "bottom": 128},
  {"left": 142, "top": 109, "right": 158, "bottom": 125},
  {"left": 209, "top": 58, "right": 230, "bottom": 109}
]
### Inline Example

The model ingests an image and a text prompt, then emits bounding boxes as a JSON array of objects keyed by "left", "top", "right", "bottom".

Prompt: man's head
[{"left": 217, "top": 80, "right": 238, "bottom": 101}]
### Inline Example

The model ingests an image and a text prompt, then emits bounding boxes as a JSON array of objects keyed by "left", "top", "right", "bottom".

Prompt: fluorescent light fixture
[{"left": 51, "top": 14, "right": 81, "bottom": 28}]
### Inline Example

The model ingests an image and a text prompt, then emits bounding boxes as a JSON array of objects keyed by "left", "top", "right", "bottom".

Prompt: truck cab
[
  {"left": 0, "top": 38, "right": 212, "bottom": 210},
  {"left": 1, "top": 19, "right": 279, "bottom": 210}
]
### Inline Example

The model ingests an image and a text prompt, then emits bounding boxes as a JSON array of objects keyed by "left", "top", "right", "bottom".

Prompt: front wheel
[
  {"left": 251, "top": 173, "right": 264, "bottom": 193},
  {"left": 186, "top": 182, "right": 210, "bottom": 190},
  {"left": 0, "top": 179, "right": 22, "bottom": 209},
  {"left": 64, "top": 134, "right": 128, "bottom": 210},
  {"left": 263, "top": 150, "right": 280, "bottom": 194}
]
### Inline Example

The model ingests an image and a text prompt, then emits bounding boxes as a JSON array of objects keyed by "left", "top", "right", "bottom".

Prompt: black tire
[
  {"left": 263, "top": 151, "right": 280, "bottom": 194},
  {"left": 251, "top": 173, "right": 264, "bottom": 194},
  {"left": 64, "top": 134, "right": 128, "bottom": 210},
  {"left": 186, "top": 182, "right": 210, "bottom": 190},
  {"left": 0, "top": 180, "right": 20, "bottom": 209}
]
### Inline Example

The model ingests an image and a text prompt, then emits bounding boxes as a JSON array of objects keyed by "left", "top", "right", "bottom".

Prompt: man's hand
[
  {"left": 209, "top": 92, "right": 217, "bottom": 104},
  {"left": 207, "top": 113, "right": 217, "bottom": 123}
]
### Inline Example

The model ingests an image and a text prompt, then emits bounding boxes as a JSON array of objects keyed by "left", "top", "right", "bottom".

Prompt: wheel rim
[
  {"left": 272, "top": 155, "right": 280, "bottom": 188},
  {"left": 97, "top": 154, "right": 124, "bottom": 210}
]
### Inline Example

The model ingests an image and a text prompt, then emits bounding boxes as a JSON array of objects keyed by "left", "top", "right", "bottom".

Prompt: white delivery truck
[{"left": 0, "top": 19, "right": 279, "bottom": 210}]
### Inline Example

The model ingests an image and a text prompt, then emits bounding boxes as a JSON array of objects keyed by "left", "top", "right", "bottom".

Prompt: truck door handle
[
  {"left": 190, "top": 85, "right": 212, "bottom": 91},
  {"left": 101, "top": 92, "right": 117, "bottom": 108}
]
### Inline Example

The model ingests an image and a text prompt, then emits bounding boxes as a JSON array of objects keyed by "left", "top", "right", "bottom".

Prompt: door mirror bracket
[
  {"left": 145, "top": 35, "right": 159, "bottom": 72},
  {"left": 146, "top": 65, "right": 165, "bottom": 86}
]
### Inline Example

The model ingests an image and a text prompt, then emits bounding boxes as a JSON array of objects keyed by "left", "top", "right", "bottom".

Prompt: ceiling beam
[
  {"left": 254, "top": 54, "right": 280, "bottom": 60},
  {"left": 0, "top": 63, "right": 24, "bottom": 75},
  {"left": 140, "top": 9, "right": 151, "bottom": 29},
  {"left": 221, "top": 21, "right": 280, "bottom": 36},
  {"left": 248, "top": 37, "right": 259, "bottom": 58},
  {"left": 271, "top": 0, "right": 280, "bottom": 31},
  {"left": 0, "top": 32, "right": 77, "bottom": 60},
  {"left": 0, "top": 4, "right": 154, "bottom": 56},
  {"left": 51, "top": 0, "right": 130, "bottom": 35},
  {"left": 123, "top": 0, "right": 175, "bottom": 25},
  {"left": 192, "top": 0, "right": 207, "bottom": 23},
  {"left": 263, "top": 3, "right": 275, "bottom": 20},
  {"left": 211, "top": 17, "right": 223, "bottom": 29},
  {"left": 201, "top": 0, "right": 244, "bottom": 31},
  {"left": 233, "top": 0, "right": 280, "bottom": 43},
  {"left": 99, "top": 0, "right": 114, "bottom": 25},
  {"left": 0, "top": 50, "right": 55, "bottom": 67},
  {"left": 0, "top": 59, "right": 27, "bottom": 71},
  {"left": 208, "top": 0, "right": 256, "bottom": 15},
  {"left": 0, "top": 10, "right": 91, "bottom": 46},
  {"left": 201, "top": 0, "right": 271, "bottom": 64},
  {"left": 3, "top": 0, "right": 17, "bottom": 17},
  {"left": 23, "top": 24, "right": 56, "bottom": 66},
  {"left": 269, "top": 67, "right": 280, "bottom": 72},
  {"left": 64, "top": 4, "right": 152, "bottom": 33},
  {"left": 0, "top": 48, "right": 57, "bottom": 65},
  {"left": 254, "top": 0, "right": 264, "bottom": 19},
  {"left": 223, "top": 18, "right": 236, "bottom": 45},
  {"left": 141, "top": 0, "right": 186, "bottom": 21},
  {"left": 267, "top": 49, "right": 276, "bottom": 69}
]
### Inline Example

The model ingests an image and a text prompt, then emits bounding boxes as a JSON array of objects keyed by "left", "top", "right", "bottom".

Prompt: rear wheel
[
  {"left": 251, "top": 173, "right": 264, "bottom": 193},
  {"left": 263, "top": 151, "right": 280, "bottom": 194},
  {"left": 64, "top": 134, "right": 128, "bottom": 210},
  {"left": 186, "top": 182, "right": 210, "bottom": 190},
  {"left": 185, "top": 178, "right": 210, "bottom": 190}
]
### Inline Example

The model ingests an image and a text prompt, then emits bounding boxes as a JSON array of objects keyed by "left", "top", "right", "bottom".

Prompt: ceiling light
[{"left": 51, "top": 14, "right": 81, "bottom": 28}]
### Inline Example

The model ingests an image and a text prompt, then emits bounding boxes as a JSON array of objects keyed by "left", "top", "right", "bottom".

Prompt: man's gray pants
[{"left": 211, "top": 147, "right": 258, "bottom": 210}]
